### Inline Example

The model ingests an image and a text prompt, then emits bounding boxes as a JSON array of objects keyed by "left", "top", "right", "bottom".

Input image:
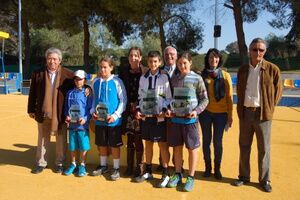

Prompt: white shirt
[
  {"left": 164, "top": 65, "right": 176, "bottom": 78},
  {"left": 47, "top": 70, "right": 58, "bottom": 98},
  {"left": 47, "top": 70, "right": 57, "bottom": 86},
  {"left": 244, "top": 62, "right": 261, "bottom": 107}
]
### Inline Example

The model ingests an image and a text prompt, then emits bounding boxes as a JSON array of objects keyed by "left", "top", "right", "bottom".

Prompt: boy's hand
[
  {"left": 78, "top": 118, "right": 86, "bottom": 125},
  {"left": 92, "top": 113, "right": 98, "bottom": 120},
  {"left": 106, "top": 116, "right": 115, "bottom": 124},
  {"left": 187, "top": 111, "right": 197, "bottom": 118},
  {"left": 84, "top": 87, "right": 92, "bottom": 96},
  {"left": 164, "top": 109, "right": 172, "bottom": 118},
  {"left": 65, "top": 116, "right": 71, "bottom": 123},
  {"left": 135, "top": 111, "right": 142, "bottom": 120}
]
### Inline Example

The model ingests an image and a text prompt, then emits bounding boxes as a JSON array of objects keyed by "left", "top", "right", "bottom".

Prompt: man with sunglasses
[{"left": 233, "top": 38, "right": 283, "bottom": 192}]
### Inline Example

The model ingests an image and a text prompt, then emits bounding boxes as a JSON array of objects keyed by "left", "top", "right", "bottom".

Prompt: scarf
[
  {"left": 42, "top": 66, "right": 61, "bottom": 132},
  {"left": 202, "top": 67, "right": 225, "bottom": 102}
]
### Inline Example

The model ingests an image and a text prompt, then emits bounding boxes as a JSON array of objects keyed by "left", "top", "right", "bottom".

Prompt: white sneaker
[{"left": 158, "top": 174, "right": 170, "bottom": 188}]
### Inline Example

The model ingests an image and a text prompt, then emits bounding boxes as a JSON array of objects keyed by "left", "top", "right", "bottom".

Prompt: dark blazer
[{"left": 27, "top": 67, "right": 74, "bottom": 128}]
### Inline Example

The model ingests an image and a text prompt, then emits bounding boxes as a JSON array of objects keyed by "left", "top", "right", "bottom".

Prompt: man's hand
[{"left": 29, "top": 113, "right": 35, "bottom": 119}]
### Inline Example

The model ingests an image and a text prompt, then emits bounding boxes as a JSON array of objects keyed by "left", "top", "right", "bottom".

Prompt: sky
[{"left": 194, "top": 0, "right": 290, "bottom": 53}]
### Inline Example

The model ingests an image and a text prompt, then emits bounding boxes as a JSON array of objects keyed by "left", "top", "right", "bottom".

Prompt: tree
[
  {"left": 267, "top": 0, "right": 300, "bottom": 42},
  {"left": 104, "top": 0, "right": 204, "bottom": 52},
  {"left": 225, "top": 41, "right": 239, "bottom": 54},
  {"left": 223, "top": 0, "right": 293, "bottom": 64},
  {"left": 0, "top": 0, "right": 53, "bottom": 78},
  {"left": 265, "top": 33, "right": 298, "bottom": 69}
]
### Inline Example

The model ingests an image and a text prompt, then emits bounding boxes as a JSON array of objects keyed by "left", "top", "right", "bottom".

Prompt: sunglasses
[{"left": 252, "top": 48, "right": 265, "bottom": 53}]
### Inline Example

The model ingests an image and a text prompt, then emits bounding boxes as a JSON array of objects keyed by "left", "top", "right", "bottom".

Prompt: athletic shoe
[
  {"left": 92, "top": 165, "right": 108, "bottom": 176},
  {"left": 110, "top": 169, "right": 120, "bottom": 181},
  {"left": 78, "top": 165, "right": 86, "bottom": 177},
  {"left": 134, "top": 172, "right": 153, "bottom": 183},
  {"left": 63, "top": 164, "right": 76, "bottom": 176},
  {"left": 167, "top": 173, "right": 182, "bottom": 188},
  {"left": 157, "top": 174, "right": 170, "bottom": 188},
  {"left": 183, "top": 176, "right": 195, "bottom": 192}
]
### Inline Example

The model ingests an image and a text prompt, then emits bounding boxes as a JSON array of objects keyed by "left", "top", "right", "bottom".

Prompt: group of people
[{"left": 27, "top": 37, "right": 282, "bottom": 193}]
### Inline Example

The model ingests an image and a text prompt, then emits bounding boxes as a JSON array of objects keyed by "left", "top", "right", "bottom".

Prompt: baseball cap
[{"left": 74, "top": 70, "right": 86, "bottom": 79}]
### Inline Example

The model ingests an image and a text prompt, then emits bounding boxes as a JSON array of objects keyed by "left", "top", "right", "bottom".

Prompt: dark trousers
[
  {"left": 199, "top": 110, "right": 227, "bottom": 164},
  {"left": 238, "top": 108, "right": 272, "bottom": 183}
]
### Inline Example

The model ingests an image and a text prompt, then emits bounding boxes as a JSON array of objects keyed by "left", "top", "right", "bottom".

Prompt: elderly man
[
  {"left": 161, "top": 46, "right": 178, "bottom": 78},
  {"left": 28, "top": 47, "right": 74, "bottom": 174},
  {"left": 156, "top": 46, "right": 179, "bottom": 173},
  {"left": 233, "top": 38, "right": 283, "bottom": 192}
]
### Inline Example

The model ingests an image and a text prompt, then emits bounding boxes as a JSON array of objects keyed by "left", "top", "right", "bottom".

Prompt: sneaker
[
  {"left": 110, "top": 169, "right": 120, "bottom": 181},
  {"left": 78, "top": 165, "right": 86, "bottom": 177},
  {"left": 92, "top": 165, "right": 108, "bottom": 176},
  {"left": 134, "top": 172, "right": 153, "bottom": 183},
  {"left": 63, "top": 164, "right": 76, "bottom": 176},
  {"left": 167, "top": 173, "right": 182, "bottom": 188},
  {"left": 157, "top": 174, "right": 170, "bottom": 188},
  {"left": 183, "top": 176, "right": 195, "bottom": 192}
]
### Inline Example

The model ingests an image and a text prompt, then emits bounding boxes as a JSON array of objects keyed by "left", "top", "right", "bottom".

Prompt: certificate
[{"left": 171, "top": 87, "right": 198, "bottom": 117}]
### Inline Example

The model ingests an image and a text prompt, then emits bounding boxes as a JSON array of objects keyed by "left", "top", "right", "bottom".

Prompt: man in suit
[
  {"left": 28, "top": 47, "right": 74, "bottom": 174},
  {"left": 233, "top": 38, "right": 283, "bottom": 192},
  {"left": 161, "top": 46, "right": 178, "bottom": 78}
]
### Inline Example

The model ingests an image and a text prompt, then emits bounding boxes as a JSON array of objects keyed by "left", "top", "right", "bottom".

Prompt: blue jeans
[{"left": 199, "top": 110, "right": 228, "bottom": 164}]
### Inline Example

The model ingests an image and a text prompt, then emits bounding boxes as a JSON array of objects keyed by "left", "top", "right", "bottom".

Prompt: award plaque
[
  {"left": 69, "top": 104, "right": 81, "bottom": 123},
  {"left": 140, "top": 89, "right": 159, "bottom": 116},
  {"left": 96, "top": 102, "right": 108, "bottom": 121},
  {"left": 170, "top": 87, "right": 198, "bottom": 117}
]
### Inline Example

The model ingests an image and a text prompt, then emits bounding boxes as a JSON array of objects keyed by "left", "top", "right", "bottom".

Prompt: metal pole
[
  {"left": 2, "top": 39, "right": 8, "bottom": 94},
  {"left": 214, "top": 0, "right": 218, "bottom": 49},
  {"left": 18, "top": 0, "right": 23, "bottom": 91}
]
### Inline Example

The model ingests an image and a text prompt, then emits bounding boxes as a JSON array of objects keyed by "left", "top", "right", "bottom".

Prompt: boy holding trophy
[
  {"left": 135, "top": 51, "right": 172, "bottom": 188},
  {"left": 91, "top": 57, "right": 127, "bottom": 181},
  {"left": 63, "top": 70, "right": 93, "bottom": 177}
]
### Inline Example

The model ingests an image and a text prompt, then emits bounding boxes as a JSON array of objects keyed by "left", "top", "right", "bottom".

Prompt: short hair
[
  {"left": 128, "top": 46, "right": 142, "bottom": 57},
  {"left": 99, "top": 56, "right": 114, "bottom": 68},
  {"left": 147, "top": 50, "right": 161, "bottom": 60},
  {"left": 204, "top": 48, "right": 223, "bottom": 69},
  {"left": 249, "top": 38, "right": 267, "bottom": 49},
  {"left": 45, "top": 47, "right": 62, "bottom": 61},
  {"left": 178, "top": 51, "right": 192, "bottom": 62},
  {"left": 164, "top": 46, "right": 177, "bottom": 56}
]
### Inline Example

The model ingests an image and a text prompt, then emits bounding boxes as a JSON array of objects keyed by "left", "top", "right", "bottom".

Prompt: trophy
[
  {"left": 170, "top": 87, "right": 198, "bottom": 117},
  {"left": 140, "top": 89, "right": 159, "bottom": 117},
  {"left": 96, "top": 102, "right": 108, "bottom": 121},
  {"left": 69, "top": 104, "right": 81, "bottom": 123}
]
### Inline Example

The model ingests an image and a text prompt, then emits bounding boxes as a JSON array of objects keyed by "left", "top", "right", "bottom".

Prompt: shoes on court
[
  {"left": 92, "top": 165, "right": 108, "bottom": 176},
  {"left": 167, "top": 173, "right": 182, "bottom": 188},
  {"left": 183, "top": 176, "right": 195, "bottom": 192},
  {"left": 63, "top": 164, "right": 76, "bottom": 176}
]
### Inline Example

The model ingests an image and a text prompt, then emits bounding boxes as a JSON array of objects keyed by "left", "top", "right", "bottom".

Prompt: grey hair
[
  {"left": 249, "top": 38, "right": 267, "bottom": 49},
  {"left": 164, "top": 46, "right": 177, "bottom": 55},
  {"left": 45, "top": 47, "right": 63, "bottom": 61}
]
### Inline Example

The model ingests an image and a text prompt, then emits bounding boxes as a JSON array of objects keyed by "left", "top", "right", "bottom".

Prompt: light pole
[
  {"left": 18, "top": 0, "right": 22, "bottom": 91},
  {"left": 214, "top": 0, "right": 219, "bottom": 49}
]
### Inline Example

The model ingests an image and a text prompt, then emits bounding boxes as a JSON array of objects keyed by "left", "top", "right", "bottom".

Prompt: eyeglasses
[{"left": 251, "top": 48, "right": 265, "bottom": 53}]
